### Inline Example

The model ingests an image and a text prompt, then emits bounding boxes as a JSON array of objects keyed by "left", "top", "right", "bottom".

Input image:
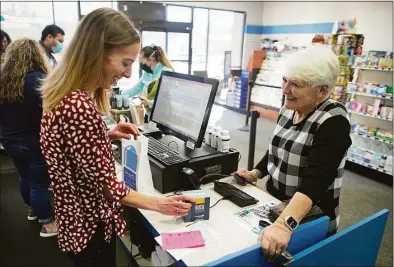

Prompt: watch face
[{"left": 286, "top": 216, "right": 298, "bottom": 230}]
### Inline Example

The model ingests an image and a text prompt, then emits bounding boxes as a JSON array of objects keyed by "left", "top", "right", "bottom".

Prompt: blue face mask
[{"left": 53, "top": 42, "right": 63, "bottom": 54}]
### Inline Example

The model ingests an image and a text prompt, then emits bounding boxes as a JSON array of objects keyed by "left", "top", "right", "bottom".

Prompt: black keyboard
[
  {"left": 147, "top": 137, "right": 190, "bottom": 166},
  {"left": 213, "top": 182, "right": 259, "bottom": 207}
]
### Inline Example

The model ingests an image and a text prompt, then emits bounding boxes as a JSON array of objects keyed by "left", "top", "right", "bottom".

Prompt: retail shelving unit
[
  {"left": 250, "top": 51, "right": 294, "bottom": 113},
  {"left": 327, "top": 33, "right": 364, "bottom": 104},
  {"left": 345, "top": 67, "right": 393, "bottom": 185}
]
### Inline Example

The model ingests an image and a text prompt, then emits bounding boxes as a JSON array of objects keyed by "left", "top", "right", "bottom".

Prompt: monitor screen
[{"left": 150, "top": 71, "right": 218, "bottom": 148}]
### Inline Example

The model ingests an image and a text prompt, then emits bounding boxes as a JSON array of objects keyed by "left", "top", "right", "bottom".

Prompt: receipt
[{"left": 155, "top": 221, "right": 221, "bottom": 261}]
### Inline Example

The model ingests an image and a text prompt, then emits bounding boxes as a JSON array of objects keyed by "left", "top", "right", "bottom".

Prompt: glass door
[
  {"left": 142, "top": 31, "right": 166, "bottom": 50},
  {"left": 141, "top": 30, "right": 191, "bottom": 74},
  {"left": 167, "top": 32, "right": 190, "bottom": 74}
]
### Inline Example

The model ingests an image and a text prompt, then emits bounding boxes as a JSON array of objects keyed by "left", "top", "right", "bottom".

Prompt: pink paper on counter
[{"left": 161, "top": 230, "right": 205, "bottom": 250}]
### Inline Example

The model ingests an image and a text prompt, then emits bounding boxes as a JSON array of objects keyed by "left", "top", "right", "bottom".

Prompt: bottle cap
[{"left": 220, "top": 130, "right": 229, "bottom": 136}]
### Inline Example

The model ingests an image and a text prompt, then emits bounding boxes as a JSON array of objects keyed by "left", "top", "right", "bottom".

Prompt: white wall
[{"left": 261, "top": 2, "right": 393, "bottom": 52}]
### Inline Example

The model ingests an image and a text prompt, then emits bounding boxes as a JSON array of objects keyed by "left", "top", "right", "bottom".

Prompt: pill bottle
[
  {"left": 211, "top": 126, "right": 221, "bottom": 148},
  {"left": 218, "top": 130, "right": 230, "bottom": 153},
  {"left": 205, "top": 125, "right": 213, "bottom": 146}
]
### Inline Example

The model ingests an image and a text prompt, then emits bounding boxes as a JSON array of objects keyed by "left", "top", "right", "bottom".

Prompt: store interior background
[
  {"left": 0, "top": 1, "right": 393, "bottom": 266},
  {"left": 2, "top": 1, "right": 392, "bottom": 79}
]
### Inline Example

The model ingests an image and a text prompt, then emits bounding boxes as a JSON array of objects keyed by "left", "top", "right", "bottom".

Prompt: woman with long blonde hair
[
  {"left": 40, "top": 8, "right": 192, "bottom": 267},
  {"left": 0, "top": 38, "right": 57, "bottom": 237}
]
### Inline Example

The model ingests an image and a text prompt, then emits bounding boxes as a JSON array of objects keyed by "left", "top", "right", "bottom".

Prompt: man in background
[{"left": 40, "top": 24, "right": 65, "bottom": 68}]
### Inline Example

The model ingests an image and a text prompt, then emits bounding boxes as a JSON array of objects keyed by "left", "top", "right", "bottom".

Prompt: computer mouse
[{"left": 233, "top": 173, "right": 247, "bottom": 186}]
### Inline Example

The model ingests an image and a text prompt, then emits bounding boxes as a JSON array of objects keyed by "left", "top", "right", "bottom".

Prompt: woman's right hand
[
  {"left": 236, "top": 168, "right": 258, "bottom": 182},
  {"left": 157, "top": 195, "right": 194, "bottom": 216}
]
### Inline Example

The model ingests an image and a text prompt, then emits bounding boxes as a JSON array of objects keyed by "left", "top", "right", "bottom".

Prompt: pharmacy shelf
[
  {"left": 347, "top": 157, "right": 392, "bottom": 175},
  {"left": 352, "top": 66, "right": 393, "bottom": 71},
  {"left": 347, "top": 91, "right": 394, "bottom": 100},
  {"left": 351, "top": 133, "right": 393, "bottom": 145},
  {"left": 348, "top": 111, "right": 393, "bottom": 122}
]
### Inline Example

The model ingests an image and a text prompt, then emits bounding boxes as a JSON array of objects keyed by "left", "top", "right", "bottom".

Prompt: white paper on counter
[{"left": 154, "top": 220, "right": 221, "bottom": 261}]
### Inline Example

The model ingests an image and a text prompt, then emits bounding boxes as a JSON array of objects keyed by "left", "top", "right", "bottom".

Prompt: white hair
[{"left": 283, "top": 45, "right": 340, "bottom": 91}]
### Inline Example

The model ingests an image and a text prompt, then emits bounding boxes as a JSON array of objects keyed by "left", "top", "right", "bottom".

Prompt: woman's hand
[
  {"left": 257, "top": 222, "right": 292, "bottom": 262},
  {"left": 236, "top": 168, "right": 258, "bottom": 182},
  {"left": 139, "top": 95, "right": 149, "bottom": 107},
  {"left": 107, "top": 122, "right": 140, "bottom": 140},
  {"left": 157, "top": 195, "right": 194, "bottom": 216}
]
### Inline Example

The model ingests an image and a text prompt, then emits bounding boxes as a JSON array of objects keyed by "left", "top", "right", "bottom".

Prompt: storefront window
[
  {"left": 166, "top": 5, "right": 191, "bottom": 23},
  {"left": 191, "top": 8, "right": 208, "bottom": 74},
  {"left": 207, "top": 10, "right": 244, "bottom": 79},
  {"left": 1, "top": 1, "right": 54, "bottom": 41}
]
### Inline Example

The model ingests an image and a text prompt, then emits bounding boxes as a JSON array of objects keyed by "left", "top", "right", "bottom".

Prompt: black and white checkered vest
[{"left": 267, "top": 98, "right": 349, "bottom": 233}]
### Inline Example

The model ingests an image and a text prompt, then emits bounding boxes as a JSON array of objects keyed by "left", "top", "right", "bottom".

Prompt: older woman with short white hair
[{"left": 237, "top": 45, "right": 352, "bottom": 261}]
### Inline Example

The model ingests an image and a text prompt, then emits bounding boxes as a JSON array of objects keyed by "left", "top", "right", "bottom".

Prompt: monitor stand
[{"left": 157, "top": 135, "right": 219, "bottom": 159}]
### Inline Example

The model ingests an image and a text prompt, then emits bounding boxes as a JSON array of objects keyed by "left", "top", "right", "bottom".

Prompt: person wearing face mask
[
  {"left": 39, "top": 8, "right": 192, "bottom": 267},
  {"left": 39, "top": 24, "right": 65, "bottom": 68},
  {"left": 121, "top": 45, "right": 174, "bottom": 120},
  {"left": 236, "top": 46, "right": 352, "bottom": 262}
]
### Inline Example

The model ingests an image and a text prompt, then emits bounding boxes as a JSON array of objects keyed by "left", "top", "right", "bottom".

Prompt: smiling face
[
  {"left": 102, "top": 42, "right": 141, "bottom": 89},
  {"left": 282, "top": 76, "right": 328, "bottom": 113}
]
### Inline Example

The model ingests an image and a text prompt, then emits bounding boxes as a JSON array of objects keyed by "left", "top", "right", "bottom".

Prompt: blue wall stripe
[
  {"left": 244, "top": 24, "right": 264, "bottom": 34},
  {"left": 245, "top": 23, "right": 334, "bottom": 34}
]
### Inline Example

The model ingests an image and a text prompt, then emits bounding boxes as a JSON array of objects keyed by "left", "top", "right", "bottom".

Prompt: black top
[
  {"left": 0, "top": 70, "right": 46, "bottom": 146},
  {"left": 256, "top": 115, "right": 351, "bottom": 204}
]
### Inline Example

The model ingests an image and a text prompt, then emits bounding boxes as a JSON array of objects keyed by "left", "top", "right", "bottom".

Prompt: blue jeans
[{"left": 1, "top": 139, "right": 53, "bottom": 223}]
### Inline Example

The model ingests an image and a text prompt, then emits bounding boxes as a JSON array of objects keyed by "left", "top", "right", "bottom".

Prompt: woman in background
[
  {"left": 0, "top": 38, "right": 57, "bottom": 237},
  {"left": 121, "top": 45, "right": 173, "bottom": 120},
  {"left": 0, "top": 29, "right": 12, "bottom": 64}
]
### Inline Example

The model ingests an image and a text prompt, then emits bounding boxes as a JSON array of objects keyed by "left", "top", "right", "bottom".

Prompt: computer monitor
[{"left": 150, "top": 71, "right": 219, "bottom": 148}]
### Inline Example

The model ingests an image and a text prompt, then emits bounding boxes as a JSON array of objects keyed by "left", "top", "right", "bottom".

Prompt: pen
[{"left": 185, "top": 221, "right": 198, "bottom": 227}]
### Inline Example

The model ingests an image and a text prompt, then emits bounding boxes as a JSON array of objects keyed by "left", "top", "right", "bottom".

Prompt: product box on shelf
[
  {"left": 348, "top": 145, "right": 392, "bottom": 173},
  {"left": 347, "top": 82, "right": 393, "bottom": 98},
  {"left": 384, "top": 155, "right": 393, "bottom": 172}
]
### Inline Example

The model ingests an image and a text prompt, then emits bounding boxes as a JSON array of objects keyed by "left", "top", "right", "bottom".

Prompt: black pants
[{"left": 68, "top": 223, "right": 116, "bottom": 267}]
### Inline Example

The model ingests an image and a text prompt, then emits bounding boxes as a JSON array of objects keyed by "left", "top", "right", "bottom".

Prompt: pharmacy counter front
[{"left": 115, "top": 162, "right": 389, "bottom": 266}]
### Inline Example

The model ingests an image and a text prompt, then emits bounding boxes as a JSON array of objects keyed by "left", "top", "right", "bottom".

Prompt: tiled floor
[{"left": 0, "top": 105, "right": 392, "bottom": 266}]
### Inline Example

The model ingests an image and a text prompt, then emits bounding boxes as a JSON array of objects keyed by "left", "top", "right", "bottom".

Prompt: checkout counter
[
  {"left": 114, "top": 159, "right": 388, "bottom": 267},
  {"left": 110, "top": 71, "right": 389, "bottom": 266}
]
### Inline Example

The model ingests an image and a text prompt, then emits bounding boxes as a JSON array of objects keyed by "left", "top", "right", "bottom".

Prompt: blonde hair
[
  {"left": 284, "top": 45, "right": 339, "bottom": 91},
  {"left": 141, "top": 46, "right": 174, "bottom": 70},
  {"left": 0, "top": 38, "right": 50, "bottom": 103},
  {"left": 41, "top": 8, "right": 140, "bottom": 114}
]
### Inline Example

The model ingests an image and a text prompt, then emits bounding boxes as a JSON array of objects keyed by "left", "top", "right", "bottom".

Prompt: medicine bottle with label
[
  {"left": 205, "top": 125, "right": 213, "bottom": 146},
  {"left": 218, "top": 130, "right": 230, "bottom": 153},
  {"left": 122, "top": 95, "right": 129, "bottom": 108},
  {"left": 116, "top": 95, "right": 123, "bottom": 109},
  {"left": 211, "top": 126, "right": 221, "bottom": 148}
]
